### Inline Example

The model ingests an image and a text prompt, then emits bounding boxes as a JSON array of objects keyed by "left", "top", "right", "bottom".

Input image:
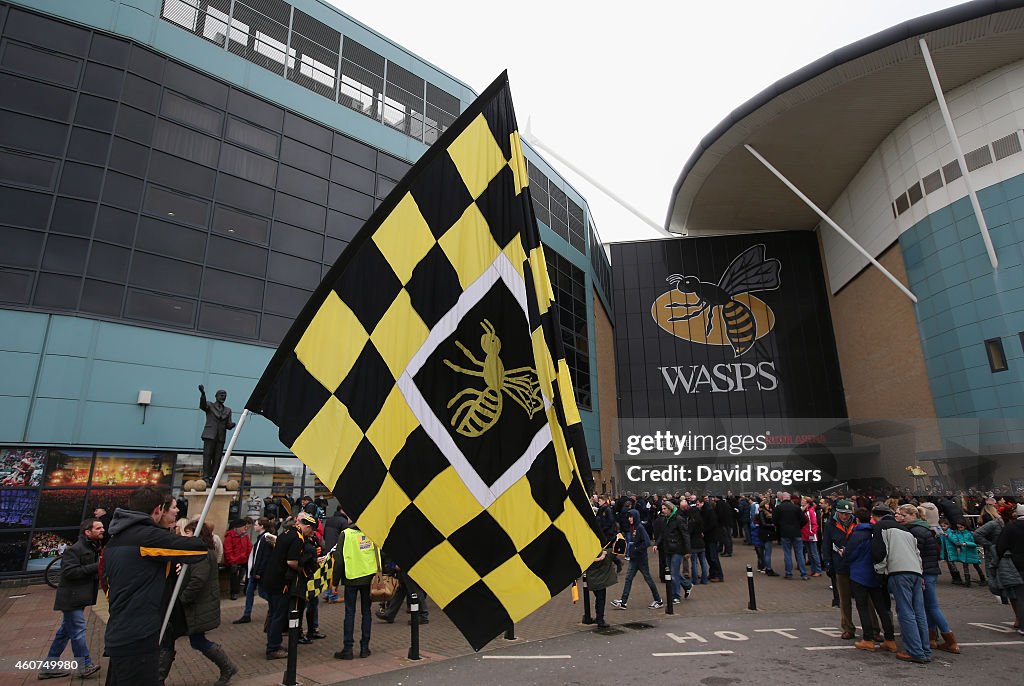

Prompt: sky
[{"left": 327, "top": 1, "right": 967, "bottom": 245}]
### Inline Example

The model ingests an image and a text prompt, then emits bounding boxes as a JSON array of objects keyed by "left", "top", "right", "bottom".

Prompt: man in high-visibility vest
[{"left": 331, "top": 525, "right": 377, "bottom": 660}]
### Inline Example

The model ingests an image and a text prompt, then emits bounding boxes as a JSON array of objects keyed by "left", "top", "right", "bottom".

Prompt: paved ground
[{"left": 0, "top": 544, "right": 1012, "bottom": 685}]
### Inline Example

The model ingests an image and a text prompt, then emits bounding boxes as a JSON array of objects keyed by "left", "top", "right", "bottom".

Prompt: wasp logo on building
[{"left": 651, "top": 244, "right": 781, "bottom": 357}]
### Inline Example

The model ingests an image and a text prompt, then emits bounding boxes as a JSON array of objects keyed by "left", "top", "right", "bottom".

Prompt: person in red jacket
[{"left": 223, "top": 519, "right": 252, "bottom": 600}]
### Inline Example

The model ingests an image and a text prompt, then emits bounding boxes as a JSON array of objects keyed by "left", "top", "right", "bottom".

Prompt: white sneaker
[
  {"left": 672, "top": 598, "right": 681, "bottom": 605},
  {"left": 610, "top": 598, "right": 627, "bottom": 610},
  {"left": 649, "top": 600, "right": 664, "bottom": 609}
]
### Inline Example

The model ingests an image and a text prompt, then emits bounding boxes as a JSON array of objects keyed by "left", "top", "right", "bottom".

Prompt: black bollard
[
  {"left": 504, "top": 624, "right": 516, "bottom": 640},
  {"left": 282, "top": 596, "right": 300, "bottom": 686},
  {"left": 408, "top": 591, "right": 422, "bottom": 660},
  {"left": 746, "top": 564, "right": 757, "bottom": 611},
  {"left": 664, "top": 564, "right": 674, "bottom": 615},
  {"left": 581, "top": 574, "right": 593, "bottom": 624}
]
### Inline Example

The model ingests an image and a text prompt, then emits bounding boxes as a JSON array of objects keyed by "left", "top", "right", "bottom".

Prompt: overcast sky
[{"left": 328, "top": 0, "right": 966, "bottom": 245}]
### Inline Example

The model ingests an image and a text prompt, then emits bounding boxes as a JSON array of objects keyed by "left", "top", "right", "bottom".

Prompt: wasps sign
[{"left": 652, "top": 244, "right": 780, "bottom": 357}]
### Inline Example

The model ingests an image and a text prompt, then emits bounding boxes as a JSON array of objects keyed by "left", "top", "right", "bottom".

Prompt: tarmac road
[{"left": 343, "top": 604, "right": 1024, "bottom": 686}]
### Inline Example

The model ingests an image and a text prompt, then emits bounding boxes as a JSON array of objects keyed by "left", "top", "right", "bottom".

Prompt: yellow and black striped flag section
[
  {"left": 245, "top": 72, "right": 601, "bottom": 651},
  {"left": 307, "top": 546, "right": 336, "bottom": 600}
]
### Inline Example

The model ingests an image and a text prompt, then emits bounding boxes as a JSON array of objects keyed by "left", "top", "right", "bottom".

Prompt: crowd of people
[
  {"left": 590, "top": 489, "right": 1024, "bottom": 664},
  {"left": 36, "top": 484, "right": 1024, "bottom": 681}
]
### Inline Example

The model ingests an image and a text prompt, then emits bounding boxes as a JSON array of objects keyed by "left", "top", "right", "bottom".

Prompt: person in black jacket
[
  {"left": 700, "top": 498, "right": 723, "bottom": 581},
  {"left": 996, "top": 503, "right": 1024, "bottom": 636},
  {"left": 235, "top": 517, "right": 273, "bottom": 624},
  {"left": 774, "top": 493, "right": 809, "bottom": 579},
  {"left": 714, "top": 495, "right": 735, "bottom": 557},
  {"left": 653, "top": 500, "right": 692, "bottom": 603},
  {"left": 102, "top": 486, "right": 208, "bottom": 686},
  {"left": 38, "top": 518, "right": 105, "bottom": 680}
]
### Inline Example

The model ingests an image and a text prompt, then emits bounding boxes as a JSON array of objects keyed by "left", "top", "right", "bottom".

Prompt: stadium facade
[{"left": 0, "top": 0, "right": 615, "bottom": 576}]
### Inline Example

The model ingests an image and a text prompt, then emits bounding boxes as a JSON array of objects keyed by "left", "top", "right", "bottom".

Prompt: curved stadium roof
[{"left": 667, "top": 0, "right": 1024, "bottom": 236}]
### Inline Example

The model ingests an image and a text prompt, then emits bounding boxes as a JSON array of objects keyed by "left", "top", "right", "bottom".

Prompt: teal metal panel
[
  {"left": 0, "top": 310, "right": 47, "bottom": 353},
  {"left": 0, "top": 351, "right": 39, "bottom": 396},
  {"left": 43, "top": 317, "right": 95, "bottom": 357},
  {"left": 209, "top": 340, "right": 273, "bottom": 379},
  {"left": 93, "top": 322, "right": 207, "bottom": 370},
  {"left": 235, "top": 412, "right": 287, "bottom": 454},
  {"left": 85, "top": 359, "right": 204, "bottom": 406},
  {"left": 35, "top": 355, "right": 88, "bottom": 399},
  {"left": 26, "top": 398, "right": 78, "bottom": 443},
  {"left": 0, "top": 397, "right": 31, "bottom": 443},
  {"left": 78, "top": 402, "right": 198, "bottom": 449}
]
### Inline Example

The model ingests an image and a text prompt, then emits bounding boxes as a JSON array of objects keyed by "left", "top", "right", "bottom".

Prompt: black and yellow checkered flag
[
  {"left": 247, "top": 72, "right": 601, "bottom": 651},
  {"left": 307, "top": 545, "right": 335, "bottom": 600}
]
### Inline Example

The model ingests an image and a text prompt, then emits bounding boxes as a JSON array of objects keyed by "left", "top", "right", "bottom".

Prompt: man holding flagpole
[{"left": 102, "top": 486, "right": 208, "bottom": 685}]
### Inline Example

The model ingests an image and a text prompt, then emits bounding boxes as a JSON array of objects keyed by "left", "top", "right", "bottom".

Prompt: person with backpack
[
  {"left": 611, "top": 509, "right": 663, "bottom": 609},
  {"left": 872, "top": 502, "right": 931, "bottom": 664}
]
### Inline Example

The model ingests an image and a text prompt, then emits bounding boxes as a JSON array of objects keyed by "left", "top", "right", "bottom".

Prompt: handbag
[
  {"left": 997, "top": 552, "right": 1023, "bottom": 589},
  {"left": 369, "top": 549, "right": 399, "bottom": 602}
]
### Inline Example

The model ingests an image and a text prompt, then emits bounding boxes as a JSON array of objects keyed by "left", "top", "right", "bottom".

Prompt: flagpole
[{"left": 159, "top": 408, "right": 251, "bottom": 642}]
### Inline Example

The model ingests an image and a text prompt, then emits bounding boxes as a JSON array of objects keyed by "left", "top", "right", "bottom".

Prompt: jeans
[
  {"left": 243, "top": 576, "right": 269, "bottom": 618},
  {"left": 690, "top": 550, "right": 708, "bottom": 583},
  {"left": 888, "top": 573, "right": 930, "bottom": 659},
  {"left": 763, "top": 539, "right": 774, "bottom": 572},
  {"left": 229, "top": 564, "right": 245, "bottom": 597},
  {"left": 719, "top": 526, "right": 733, "bottom": 555},
  {"left": 46, "top": 608, "right": 91, "bottom": 664},
  {"left": 188, "top": 632, "right": 214, "bottom": 652},
  {"left": 593, "top": 588, "right": 607, "bottom": 625},
  {"left": 804, "top": 538, "right": 822, "bottom": 573},
  {"left": 620, "top": 551, "right": 661, "bottom": 603},
  {"left": 669, "top": 553, "right": 693, "bottom": 600},
  {"left": 780, "top": 537, "right": 807, "bottom": 577},
  {"left": 343, "top": 585, "right": 372, "bottom": 650},
  {"left": 265, "top": 593, "right": 290, "bottom": 652},
  {"left": 922, "top": 574, "right": 950, "bottom": 633}
]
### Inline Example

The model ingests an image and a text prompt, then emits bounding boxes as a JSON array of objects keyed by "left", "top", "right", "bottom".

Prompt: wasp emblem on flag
[{"left": 444, "top": 319, "right": 541, "bottom": 437}]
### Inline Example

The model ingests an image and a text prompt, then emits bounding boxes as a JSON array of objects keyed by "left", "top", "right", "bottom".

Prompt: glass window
[
  {"left": 280, "top": 136, "right": 329, "bottom": 177},
  {"left": 114, "top": 105, "right": 155, "bottom": 144},
  {"left": 94, "top": 205, "right": 137, "bottom": 245},
  {"left": 87, "top": 242, "right": 130, "bottom": 281},
  {"left": 219, "top": 144, "right": 277, "bottom": 187},
  {"left": 270, "top": 221, "right": 323, "bottom": 261},
  {"left": 108, "top": 136, "right": 149, "bottom": 177},
  {"left": 328, "top": 183, "right": 372, "bottom": 219},
  {"left": 50, "top": 197, "right": 96, "bottom": 236},
  {"left": 330, "top": 156, "right": 375, "bottom": 195},
  {"left": 201, "top": 268, "right": 263, "bottom": 309},
  {"left": 333, "top": 133, "right": 375, "bottom": 169},
  {"left": 67, "top": 127, "right": 110, "bottom": 165},
  {"left": 136, "top": 216, "right": 207, "bottom": 263},
  {"left": 0, "top": 226, "right": 45, "bottom": 268},
  {"left": 160, "top": 90, "right": 223, "bottom": 136},
  {"left": 122, "top": 73, "right": 161, "bottom": 111},
  {"left": 986, "top": 338, "right": 1008, "bottom": 373},
  {"left": 0, "top": 40, "right": 81, "bottom": 86},
  {"left": 206, "top": 235, "right": 267, "bottom": 277},
  {"left": 73, "top": 94, "right": 118, "bottom": 131},
  {"left": 142, "top": 185, "right": 209, "bottom": 227},
  {"left": 0, "top": 268, "right": 34, "bottom": 304},
  {"left": 323, "top": 237, "right": 345, "bottom": 265},
  {"left": 227, "top": 88, "right": 283, "bottom": 131},
  {"left": 80, "top": 278, "right": 124, "bottom": 316},
  {"left": 264, "top": 282, "right": 312, "bottom": 317},
  {"left": 163, "top": 60, "right": 228, "bottom": 109},
  {"left": 326, "top": 210, "right": 363, "bottom": 242},
  {"left": 267, "top": 251, "right": 320, "bottom": 290},
  {"left": 216, "top": 173, "right": 274, "bottom": 216},
  {"left": 128, "top": 44, "right": 164, "bottom": 82},
  {"left": 147, "top": 150, "right": 217, "bottom": 197},
  {"left": 0, "top": 186, "right": 52, "bottom": 229},
  {"left": 274, "top": 193, "right": 325, "bottom": 232},
  {"left": 226, "top": 117, "right": 279, "bottom": 156},
  {"left": 212, "top": 205, "right": 269, "bottom": 244},
  {"left": 153, "top": 119, "right": 220, "bottom": 167},
  {"left": 259, "top": 313, "right": 291, "bottom": 345},
  {"left": 0, "top": 110, "right": 68, "bottom": 156},
  {"left": 282, "top": 111, "right": 332, "bottom": 150},
  {"left": 35, "top": 489, "right": 87, "bottom": 528},
  {"left": 0, "top": 73, "right": 75, "bottom": 120},
  {"left": 0, "top": 150, "right": 57, "bottom": 190},
  {"left": 377, "top": 154, "right": 411, "bottom": 182},
  {"left": 129, "top": 253, "right": 202, "bottom": 297},
  {"left": 339, "top": 38, "right": 383, "bottom": 121},
  {"left": 102, "top": 172, "right": 144, "bottom": 211},
  {"left": 82, "top": 62, "right": 123, "bottom": 99},
  {"left": 198, "top": 302, "right": 259, "bottom": 339},
  {"left": 5, "top": 8, "right": 90, "bottom": 56},
  {"left": 34, "top": 272, "right": 80, "bottom": 310},
  {"left": 59, "top": 162, "right": 104, "bottom": 200},
  {"left": 41, "top": 235, "right": 87, "bottom": 274},
  {"left": 125, "top": 288, "right": 196, "bottom": 326},
  {"left": 278, "top": 164, "right": 328, "bottom": 205},
  {"left": 89, "top": 34, "right": 129, "bottom": 68}
]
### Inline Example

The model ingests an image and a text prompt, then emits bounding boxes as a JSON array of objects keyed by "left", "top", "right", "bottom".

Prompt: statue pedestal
[{"left": 183, "top": 489, "right": 237, "bottom": 541}]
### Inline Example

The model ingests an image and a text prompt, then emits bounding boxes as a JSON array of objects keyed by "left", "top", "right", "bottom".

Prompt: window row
[
  {"left": 527, "top": 159, "right": 587, "bottom": 254},
  {"left": 546, "top": 251, "right": 591, "bottom": 409},
  {"left": 160, "top": 0, "right": 461, "bottom": 145}
]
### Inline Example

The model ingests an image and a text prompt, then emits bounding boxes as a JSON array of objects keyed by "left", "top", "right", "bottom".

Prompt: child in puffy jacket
[{"left": 948, "top": 520, "right": 985, "bottom": 587}]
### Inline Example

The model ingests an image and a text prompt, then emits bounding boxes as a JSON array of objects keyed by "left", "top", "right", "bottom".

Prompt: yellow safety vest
[{"left": 341, "top": 528, "right": 377, "bottom": 579}]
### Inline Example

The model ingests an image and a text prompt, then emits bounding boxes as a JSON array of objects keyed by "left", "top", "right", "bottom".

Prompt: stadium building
[
  {"left": 0, "top": 0, "right": 615, "bottom": 576},
  {"left": 611, "top": 0, "right": 1024, "bottom": 496}
]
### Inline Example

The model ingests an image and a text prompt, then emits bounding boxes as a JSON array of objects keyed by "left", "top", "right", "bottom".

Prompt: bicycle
[{"left": 44, "top": 543, "right": 67, "bottom": 589}]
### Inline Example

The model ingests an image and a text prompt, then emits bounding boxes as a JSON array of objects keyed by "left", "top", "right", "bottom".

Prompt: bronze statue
[{"left": 199, "top": 385, "right": 235, "bottom": 484}]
